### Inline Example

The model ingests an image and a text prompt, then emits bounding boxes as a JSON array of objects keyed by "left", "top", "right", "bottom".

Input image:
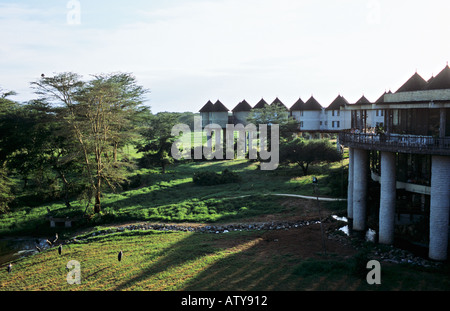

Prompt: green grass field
[
  {"left": 1, "top": 141, "right": 449, "bottom": 291},
  {"left": 0, "top": 152, "right": 348, "bottom": 237},
  {"left": 2, "top": 226, "right": 449, "bottom": 291}
]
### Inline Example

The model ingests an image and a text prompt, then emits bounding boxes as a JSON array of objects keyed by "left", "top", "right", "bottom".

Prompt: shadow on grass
[
  {"left": 111, "top": 231, "right": 221, "bottom": 290},
  {"left": 108, "top": 227, "right": 450, "bottom": 291},
  {"left": 109, "top": 229, "right": 299, "bottom": 291}
]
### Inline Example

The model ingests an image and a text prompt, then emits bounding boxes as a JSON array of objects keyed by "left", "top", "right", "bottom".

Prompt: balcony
[{"left": 339, "top": 131, "right": 450, "bottom": 156}]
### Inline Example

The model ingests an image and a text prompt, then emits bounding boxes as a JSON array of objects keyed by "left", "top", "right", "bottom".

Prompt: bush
[
  {"left": 351, "top": 248, "right": 371, "bottom": 278},
  {"left": 192, "top": 169, "right": 241, "bottom": 186}
]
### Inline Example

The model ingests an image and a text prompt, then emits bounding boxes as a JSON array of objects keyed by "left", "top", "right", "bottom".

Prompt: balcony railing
[{"left": 339, "top": 131, "right": 450, "bottom": 156}]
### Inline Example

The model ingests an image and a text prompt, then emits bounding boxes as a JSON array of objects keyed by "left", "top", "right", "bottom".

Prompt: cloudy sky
[{"left": 1, "top": 0, "right": 449, "bottom": 113}]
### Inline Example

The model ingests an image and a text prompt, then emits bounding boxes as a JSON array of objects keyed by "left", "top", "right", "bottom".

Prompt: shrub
[
  {"left": 351, "top": 248, "right": 371, "bottom": 278},
  {"left": 192, "top": 169, "right": 241, "bottom": 186}
]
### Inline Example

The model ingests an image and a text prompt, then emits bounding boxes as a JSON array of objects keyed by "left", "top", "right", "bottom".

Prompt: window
[
  {"left": 332, "top": 110, "right": 340, "bottom": 116},
  {"left": 300, "top": 121, "right": 304, "bottom": 128},
  {"left": 376, "top": 109, "right": 384, "bottom": 117},
  {"left": 332, "top": 121, "right": 340, "bottom": 128}
]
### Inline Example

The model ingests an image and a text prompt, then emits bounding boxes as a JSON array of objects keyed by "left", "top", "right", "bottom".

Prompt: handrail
[{"left": 339, "top": 131, "right": 450, "bottom": 155}]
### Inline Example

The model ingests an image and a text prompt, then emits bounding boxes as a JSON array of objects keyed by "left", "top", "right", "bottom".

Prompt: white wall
[{"left": 301, "top": 110, "right": 322, "bottom": 131}]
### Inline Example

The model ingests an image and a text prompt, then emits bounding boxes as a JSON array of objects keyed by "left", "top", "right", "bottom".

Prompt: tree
[
  {"left": 247, "top": 104, "right": 298, "bottom": 141},
  {"left": 0, "top": 88, "right": 18, "bottom": 213},
  {"left": 176, "top": 112, "right": 198, "bottom": 130},
  {"left": 0, "top": 166, "right": 14, "bottom": 214},
  {"left": 0, "top": 97, "right": 86, "bottom": 208},
  {"left": 31, "top": 72, "right": 148, "bottom": 213},
  {"left": 138, "top": 112, "right": 180, "bottom": 173},
  {"left": 280, "top": 138, "right": 342, "bottom": 175}
]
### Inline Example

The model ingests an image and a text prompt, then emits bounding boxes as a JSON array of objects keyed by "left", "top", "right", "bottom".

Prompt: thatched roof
[
  {"left": 199, "top": 100, "right": 214, "bottom": 112},
  {"left": 212, "top": 100, "right": 229, "bottom": 112},
  {"left": 290, "top": 97, "right": 305, "bottom": 111},
  {"left": 232, "top": 100, "right": 252, "bottom": 112},
  {"left": 326, "top": 95, "right": 349, "bottom": 110},
  {"left": 355, "top": 95, "right": 371, "bottom": 105},
  {"left": 395, "top": 72, "right": 428, "bottom": 93},
  {"left": 303, "top": 96, "right": 322, "bottom": 110},
  {"left": 270, "top": 97, "right": 288, "bottom": 110},
  {"left": 425, "top": 64, "right": 450, "bottom": 90},
  {"left": 375, "top": 90, "right": 392, "bottom": 103},
  {"left": 253, "top": 98, "right": 269, "bottom": 109}
]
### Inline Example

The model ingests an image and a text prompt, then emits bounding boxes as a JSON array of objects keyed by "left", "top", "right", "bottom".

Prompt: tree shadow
[
  {"left": 111, "top": 231, "right": 223, "bottom": 290},
  {"left": 176, "top": 159, "right": 257, "bottom": 173},
  {"left": 110, "top": 229, "right": 278, "bottom": 290},
  {"left": 110, "top": 222, "right": 353, "bottom": 291},
  {"left": 103, "top": 160, "right": 263, "bottom": 216}
]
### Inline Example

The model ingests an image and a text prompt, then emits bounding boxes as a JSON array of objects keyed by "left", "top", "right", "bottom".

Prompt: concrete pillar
[
  {"left": 379, "top": 151, "right": 396, "bottom": 244},
  {"left": 347, "top": 148, "right": 354, "bottom": 220},
  {"left": 353, "top": 148, "right": 368, "bottom": 231},
  {"left": 429, "top": 155, "right": 450, "bottom": 261}
]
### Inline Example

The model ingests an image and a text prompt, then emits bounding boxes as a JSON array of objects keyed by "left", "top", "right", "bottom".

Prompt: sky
[{"left": 0, "top": 0, "right": 449, "bottom": 113}]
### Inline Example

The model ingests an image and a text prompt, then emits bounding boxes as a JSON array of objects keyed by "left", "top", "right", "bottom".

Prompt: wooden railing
[{"left": 339, "top": 131, "right": 450, "bottom": 156}]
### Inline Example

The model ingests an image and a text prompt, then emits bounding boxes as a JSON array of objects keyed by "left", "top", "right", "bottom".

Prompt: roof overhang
[{"left": 384, "top": 89, "right": 450, "bottom": 103}]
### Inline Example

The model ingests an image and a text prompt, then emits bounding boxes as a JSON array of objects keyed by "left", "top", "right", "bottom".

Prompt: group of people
[{"left": 349, "top": 126, "right": 383, "bottom": 135}]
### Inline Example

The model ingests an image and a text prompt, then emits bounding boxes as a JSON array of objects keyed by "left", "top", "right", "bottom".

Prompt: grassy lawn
[
  {"left": 1, "top": 226, "right": 449, "bottom": 291},
  {"left": 0, "top": 155, "right": 348, "bottom": 237},
  {"left": 1, "top": 143, "right": 449, "bottom": 292}
]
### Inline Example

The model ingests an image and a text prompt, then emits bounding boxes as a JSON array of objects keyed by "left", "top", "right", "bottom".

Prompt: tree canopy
[
  {"left": 280, "top": 137, "right": 342, "bottom": 175},
  {"left": 30, "top": 72, "right": 148, "bottom": 213},
  {"left": 247, "top": 104, "right": 298, "bottom": 140},
  {"left": 137, "top": 112, "right": 180, "bottom": 173}
]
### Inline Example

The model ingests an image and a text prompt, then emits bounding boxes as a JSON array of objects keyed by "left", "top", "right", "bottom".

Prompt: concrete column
[
  {"left": 429, "top": 155, "right": 450, "bottom": 261},
  {"left": 353, "top": 148, "right": 368, "bottom": 231},
  {"left": 347, "top": 147, "right": 354, "bottom": 220},
  {"left": 379, "top": 151, "right": 396, "bottom": 244}
]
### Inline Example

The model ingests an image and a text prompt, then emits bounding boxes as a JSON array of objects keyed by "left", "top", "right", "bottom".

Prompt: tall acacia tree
[
  {"left": 0, "top": 89, "right": 18, "bottom": 213},
  {"left": 32, "top": 72, "right": 148, "bottom": 213}
]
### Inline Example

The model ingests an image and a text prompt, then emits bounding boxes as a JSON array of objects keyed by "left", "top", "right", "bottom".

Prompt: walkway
[
  {"left": 271, "top": 193, "right": 347, "bottom": 202},
  {"left": 226, "top": 193, "right": 347, "bottom": 202}
]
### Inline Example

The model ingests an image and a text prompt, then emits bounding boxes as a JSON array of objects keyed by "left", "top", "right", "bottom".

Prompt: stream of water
[
  {"left": 331, "top": 215, "right": 378, "bottom": 242},
  {"left": 0, "top": 237, "right": 50, "bottom": 267},
  {"left": 0, "top": 215, "right": 429, "bottom": 267}
]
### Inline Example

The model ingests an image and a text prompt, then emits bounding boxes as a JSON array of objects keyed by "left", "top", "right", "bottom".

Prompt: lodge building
[{"left": 198, "top": 64, "right": 450, "bottom": 261}]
